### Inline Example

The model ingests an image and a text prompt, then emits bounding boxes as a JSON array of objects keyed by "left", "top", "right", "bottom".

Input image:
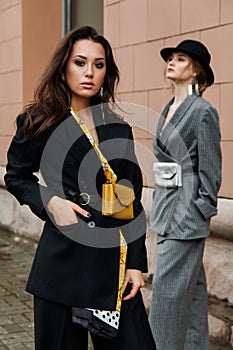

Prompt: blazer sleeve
[
  {"left": 4, "top": 114, "right": 55, "bottom": 221},
  {"left": 194, "top": 105, "right": 222, "bottom": 220},
  {"left": 123, "top": 128, "right": 148, "bottom": 273}
]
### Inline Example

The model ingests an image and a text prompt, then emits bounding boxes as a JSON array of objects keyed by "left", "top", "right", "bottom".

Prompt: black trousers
[{"left": 34, "top": 291, "right": 156, "bottom": 350}]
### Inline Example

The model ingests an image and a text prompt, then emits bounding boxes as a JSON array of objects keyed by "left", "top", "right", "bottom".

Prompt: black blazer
[{"left": 4, "top": 110, "right": 147, "bottom": 310}]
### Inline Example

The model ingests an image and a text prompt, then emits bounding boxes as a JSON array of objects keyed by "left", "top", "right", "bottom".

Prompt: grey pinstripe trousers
[{"left": 149, "top": 238, "right": 209, "bottom": 350}]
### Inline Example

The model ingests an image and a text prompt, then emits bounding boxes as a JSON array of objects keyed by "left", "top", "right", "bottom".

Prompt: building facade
[{"left": 0, "top": 0, "right": 233, "bottom": 347}]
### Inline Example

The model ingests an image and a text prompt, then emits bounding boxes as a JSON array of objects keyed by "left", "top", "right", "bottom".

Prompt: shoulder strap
[{"left": 70, "top": 107, "right": 117, "bottom": 184}]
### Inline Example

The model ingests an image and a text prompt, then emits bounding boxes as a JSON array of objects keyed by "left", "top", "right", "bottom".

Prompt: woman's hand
[
  {"left": 122, "top": 269, "right": 145, "bottom": 301},
  {"left": 46, "top": 196, "right": 90, "bottom": 226}
]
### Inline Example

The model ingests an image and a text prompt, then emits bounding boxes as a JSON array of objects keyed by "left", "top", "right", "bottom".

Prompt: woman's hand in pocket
[{"left": 46, "top": 195, "right": 91, "bottom": 226}]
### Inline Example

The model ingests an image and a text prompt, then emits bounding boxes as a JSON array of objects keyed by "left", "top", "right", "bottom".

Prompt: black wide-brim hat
[{"left": 160, "top": 39, "right": 215, "bottom": 86}]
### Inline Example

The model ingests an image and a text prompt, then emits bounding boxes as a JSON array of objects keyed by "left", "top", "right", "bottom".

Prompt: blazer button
[{"left": 88, "top": 221, "right": 95, "bottom": 229}]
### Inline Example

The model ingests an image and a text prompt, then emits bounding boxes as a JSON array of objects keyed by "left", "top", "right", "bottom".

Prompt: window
[
  {"left": 62, "top": 0, "right": 103, "bottom": 35},
  {"left": 62, "top": 0, "right": 73, "bottom": 35}
]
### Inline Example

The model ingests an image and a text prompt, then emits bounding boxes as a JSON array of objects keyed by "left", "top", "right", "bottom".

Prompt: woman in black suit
[{"left": 4, "top": 26, "right": 156, "bottom": 350}]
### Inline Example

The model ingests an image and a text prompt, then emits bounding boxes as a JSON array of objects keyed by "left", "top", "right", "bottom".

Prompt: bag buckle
[{"left": 79, "top": 193, "right": 91, "bottom": 206}]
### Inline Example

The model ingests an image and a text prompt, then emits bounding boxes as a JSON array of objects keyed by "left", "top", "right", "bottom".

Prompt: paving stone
[
  {"left": 0, "top": 345, "right": 8, "bottom": 350},
  {"left": 2, "top": 324, "right": 24, "bottom": 334},
  {"left": 0, "top": 327, "right": 8, "bottom": 336},
  {"left": 0, "top": 332, "right": 31, "bottom": 346}
]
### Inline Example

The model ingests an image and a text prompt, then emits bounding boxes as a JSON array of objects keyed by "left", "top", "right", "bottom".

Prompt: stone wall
[{"left": 1, "top": 166, "right": 233, "bottom": 347}]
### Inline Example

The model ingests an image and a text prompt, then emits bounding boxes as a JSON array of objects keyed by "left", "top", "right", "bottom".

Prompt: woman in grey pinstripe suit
[{"left": 149, "top": 40, "right": 222, "bottom": 349}]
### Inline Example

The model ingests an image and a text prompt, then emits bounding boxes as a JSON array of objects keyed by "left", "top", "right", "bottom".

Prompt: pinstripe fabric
[
  {"left": 149, "top": 95, "right": 221, "bottom": 349},
  {"left": 150, "top": 95, "right": 222, "bottom": 242},
  {"left": 149, "top": 239, "right": 208, "bottom": 350}
]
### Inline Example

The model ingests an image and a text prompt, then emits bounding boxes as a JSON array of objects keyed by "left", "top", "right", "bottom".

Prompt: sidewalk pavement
[
  {"left": 0, "top": 228, "right": 35, "bottom": 350},
  {"left": 0, "top": 227, "right": 228, "bottom": 350}
]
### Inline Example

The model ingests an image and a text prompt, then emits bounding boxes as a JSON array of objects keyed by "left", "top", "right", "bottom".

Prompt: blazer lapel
[
  {"left": 156, "top": 98, "right": 174, "bottom": 138},
  {"left": 154, "top": 95, "right": 198, "bottom": 162},
  {"left": 160, "top": 95, "right": 198, "bottom": 145}
]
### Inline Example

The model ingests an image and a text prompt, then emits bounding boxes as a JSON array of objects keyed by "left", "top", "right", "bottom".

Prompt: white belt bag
[{"left": 153, "top": 162, "right": 182, "bottom": 188}]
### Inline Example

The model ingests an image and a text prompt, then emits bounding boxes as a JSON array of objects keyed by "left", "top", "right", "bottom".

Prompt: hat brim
[{"left": 160, "top": 47, "right": 214, "bottom": 86}]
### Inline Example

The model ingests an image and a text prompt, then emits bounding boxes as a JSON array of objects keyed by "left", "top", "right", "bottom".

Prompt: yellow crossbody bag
[{"left": 70, "top": 107, "right": 135, "bottom": 220}]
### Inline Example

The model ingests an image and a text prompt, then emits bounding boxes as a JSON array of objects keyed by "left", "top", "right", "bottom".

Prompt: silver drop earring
[
  {"left": 100, "top": 86, "right": 104, "bottom": 99},
  {"left": 188, "top": 83, "right": 200, "bottom": 96},
  {"left": 195, "top": 82, "right": 200, "bottom": 96},
  {"left": 100, "top": 86, "right": 105, "bottom": 125},
  {"left": 188, "top": 84, "right": 193, "bottom": 96}
]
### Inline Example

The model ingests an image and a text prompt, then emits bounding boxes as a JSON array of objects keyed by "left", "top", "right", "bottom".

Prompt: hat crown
[
  {"left": 160, "top": 39, "right": 214, "bottom": 85},
  {"left": 175, "top": 40, "right": 211, "bottom": 65}
]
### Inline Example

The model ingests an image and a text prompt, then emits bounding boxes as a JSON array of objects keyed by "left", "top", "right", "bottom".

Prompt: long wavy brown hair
[{"left": 22, "top": 26, "right": 120, "bottom": 136}]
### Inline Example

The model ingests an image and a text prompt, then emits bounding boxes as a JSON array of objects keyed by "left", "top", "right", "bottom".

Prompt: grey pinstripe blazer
[{"left": 150, "top": 94, "right": 222, "bottom": 242}]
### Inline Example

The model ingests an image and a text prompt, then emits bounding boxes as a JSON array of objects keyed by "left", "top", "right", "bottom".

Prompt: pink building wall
[
  {"left": 0, "top": 0, "right": 62, "bottom": 165},
  {"left": 0, "top": 0, "right": 22, "bottom": 165},
  {"left": 104, "top": 0, "right": 233, "bottom": 198}
]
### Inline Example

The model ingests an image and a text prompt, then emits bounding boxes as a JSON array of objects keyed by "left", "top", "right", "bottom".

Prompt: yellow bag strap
[
  {"left": 70, "top": 107, "right": 117, "bottom": 184},
  {"left": 71, "top": 109, "right": 127, "bottom": 313}
]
